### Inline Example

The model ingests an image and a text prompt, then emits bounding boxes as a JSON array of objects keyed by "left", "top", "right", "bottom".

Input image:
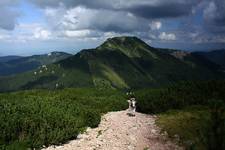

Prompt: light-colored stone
[{"left": 42, "top": 110, "right": 183, "bottom": 150}]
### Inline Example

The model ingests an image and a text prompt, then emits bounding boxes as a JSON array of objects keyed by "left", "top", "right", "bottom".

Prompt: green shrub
[
  {"left": 135, "top": 81, "right": 225, "bottom": 150},
  {"left": 0, "top": 88, "right": 127, "bottom": 149},
  {"left": 136, "top": 80, "right": 225, "bottom": 114}
]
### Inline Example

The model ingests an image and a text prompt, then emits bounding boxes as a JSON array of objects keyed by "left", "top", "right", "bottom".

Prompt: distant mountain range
[
  {"left": 0, "top": 56, "right": 22, "bottom": 63},
  {"left": 0, "top": 36, "right": 224, "bottom": 92},
  {"left": 0, "top": 52, "right": 71, "bottom": 76},
  {"left": 193, "top": 49, "right": 225, "bottom": 69}
]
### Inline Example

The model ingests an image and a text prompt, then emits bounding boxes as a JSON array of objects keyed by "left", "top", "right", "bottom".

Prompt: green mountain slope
[
  {"left": 0, "top": 36, "right": 224, "bottom": 92},
  {"left": 0, "top": 52, "right": 72, "bottom": 76}
]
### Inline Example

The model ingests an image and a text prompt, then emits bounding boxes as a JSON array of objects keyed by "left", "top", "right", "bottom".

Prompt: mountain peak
[
  {"left": 106, "top": 36, "right": 140, "bottom": 42},
  {"left": 96, "top": 36, "right": 154, "bottom": 57},
  {"left": 99, "top": 36, "right": 148, "bottom": 48}
]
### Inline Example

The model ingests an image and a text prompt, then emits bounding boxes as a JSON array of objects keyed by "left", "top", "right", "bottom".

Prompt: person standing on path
[{"left": 127, "top": 92, "right": 136, "bottom": 116}]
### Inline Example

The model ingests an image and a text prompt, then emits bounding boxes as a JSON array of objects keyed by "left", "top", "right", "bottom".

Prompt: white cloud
[
  {"left": 64, "top": 30, "right": 91, "bottom": 38},
  {"left": 34, "top": 28, "right": 51, "bottom": 40},
  {"left": 0, "top": 34, "right": 10, "bottom": 40},
  {"left": 149, "top": 33, "right": 157, "bottom": 40},
  {"left": 149, "top": 21, "right": 162, "bottom": 30},
  {"left": 0, "top": 23, "right": 53, "bottom": 43},
  {"left": 44, "top": 6, "right": 149, "bottom": 33},
  {"left": 159, "top": 32, "right": 176, "bottom": 40}
]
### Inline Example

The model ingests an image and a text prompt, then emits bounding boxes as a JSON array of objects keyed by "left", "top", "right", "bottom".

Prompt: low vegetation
[
  {"left": 136, "top": 80, "right": 225, "bottom": 150},
  {"left": 157, "top": 105, "right": 225, "bottom": 150},
  {"left": 1, "top": 80, "right": 225, "bottom": 149},
  {"left": 0, "top": 88, "right": 127, "bottom": 149}
]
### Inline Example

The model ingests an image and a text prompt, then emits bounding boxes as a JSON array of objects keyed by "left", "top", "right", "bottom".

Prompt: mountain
[
  {"left": 0, "top": 52, "right": 72, "bottom": 76},
  {"left": 0, "top": 36, "right": 224, "bottom": 92},
  {"left": 0, "top": 56, "right": 22, "bottom": 63},
  {"left": 192, "top": 49, "right": 225, "bottom": 69}
]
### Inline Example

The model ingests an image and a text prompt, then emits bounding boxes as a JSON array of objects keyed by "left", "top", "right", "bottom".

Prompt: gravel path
[{"left": 43, "top": 110, "right": 183, "bottom": 150}]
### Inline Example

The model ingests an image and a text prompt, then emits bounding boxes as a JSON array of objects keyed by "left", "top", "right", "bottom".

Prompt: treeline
[
  {"left": 136, "top": 80, "right": 225, "bottom": 113},
  {"left": 0, "top": 88, "right": 127, "bottom": 149},
  {"left": 136, "top": 80, "right": 225, "bottom": 150}
]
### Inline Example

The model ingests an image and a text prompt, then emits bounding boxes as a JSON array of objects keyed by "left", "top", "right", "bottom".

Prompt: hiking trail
[{"left": 43, "top": 110, "right": 183, "bottom": 150}]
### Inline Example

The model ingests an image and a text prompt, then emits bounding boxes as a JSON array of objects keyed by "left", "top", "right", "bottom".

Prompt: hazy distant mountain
[
  {"left": 0, "top": 56, "right": 22, "bottom": 63},
  {"left": 193, "top": 49, "right": 225, "bottom": 69},
  {"left": 0, "top": 37, "right": 224, "bottom": 92},
  {"left": 0, "top": 52, "right": 72, "bottom": 76}
]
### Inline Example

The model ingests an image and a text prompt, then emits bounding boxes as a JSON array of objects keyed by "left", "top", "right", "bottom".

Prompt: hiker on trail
[
  {"left": 127, "top": 92, "right": 136, "bottom": 116},
  {"left": 130, "top": 97, "right": 136, "bottom": 113},
  {"left": 127, "top": 98, "right": 132, "bottom": 110}
]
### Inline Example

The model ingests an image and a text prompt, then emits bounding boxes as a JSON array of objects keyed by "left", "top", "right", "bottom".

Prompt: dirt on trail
[{"left": 43, "top": 110, "right": 183, "bottom": 150}]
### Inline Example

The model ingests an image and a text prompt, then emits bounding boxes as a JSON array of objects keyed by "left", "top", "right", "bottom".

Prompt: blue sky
[
  {"left": 0, "top": 0, "right": 225, "bottom": 56},
  {"left": 18, "top": 1, "right": 44, "bottom": 24}
]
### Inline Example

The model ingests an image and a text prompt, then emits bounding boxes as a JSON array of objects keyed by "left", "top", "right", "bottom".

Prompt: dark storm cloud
[
  {"left": 204, "top": 0, "right": 225, "bottom": 33},
  {"left": 204, "top": 0, "right": 225, "bottom": 26},
  {"left": 29, "top": 0, "right": 114, "bottom": 9},
  {"left": 30, "top": 0, "right": 198, "bottom": 19},
  {"left": 0, "top": 8, "right": 19, "bottom": 30},
  {"left": 0, "top": 0, "right": 20, "bottom": 30},
  {"left": 126, "top": 2, "right": 198, "bottom": 19}
]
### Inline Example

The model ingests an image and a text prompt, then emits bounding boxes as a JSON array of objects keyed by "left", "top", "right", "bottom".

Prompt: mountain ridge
[
  {"left": 0, "top": 56, "right": 23, "bottom": 63},
  {"left": 0, "top": 36, "right": 224, "bottom": 92},
  {"left": 0, "top": 51, "right": 72, "bottom": 76},
  {"left": 192, "top": 49, "right": 225, "bottom": 69}
]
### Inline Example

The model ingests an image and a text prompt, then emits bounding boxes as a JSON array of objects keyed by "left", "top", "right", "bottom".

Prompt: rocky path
[{"left": 43, "top": 110, "right": 183, "bottom": 150}]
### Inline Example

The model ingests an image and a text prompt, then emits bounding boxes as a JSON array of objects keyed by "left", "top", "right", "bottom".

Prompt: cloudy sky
[{"left": 0, "top": 0, "right": 225, "bottom": 56}]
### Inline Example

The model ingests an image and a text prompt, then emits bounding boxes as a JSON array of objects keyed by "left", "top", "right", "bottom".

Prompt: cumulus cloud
[
  {"left": 64, "top": 30, "right": 91, "bottom": 38},
  {"left": 149, "top": 21, "right": 162, "bottom": 30},
  {"left": 28, "top": 0, "right": 202, "bottom": 43},
  {"left": 44, "top": 6, "right": 149, "bottom": 33},
  {"left": 27, "top": 0, "right": 224, "bottom": 47},
  {"left": 26, "top": 0, "right": 207, "bottom": 46},
  {"left": 34, "top": 28, "right": 52, "bottom": 40},
  {"left": 159, "top": 32, "right": 176, "bottom": 41},
  {"left": 0, "top": 23, "right": 53, "bottom": 43},
  {"left": 1, "top": 0, "right": 225, "bottom": 54}
]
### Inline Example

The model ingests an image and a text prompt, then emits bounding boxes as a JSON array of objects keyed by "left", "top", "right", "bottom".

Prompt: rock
[{"left": 42, "top": 110, "right": 183, "bottom": 150}]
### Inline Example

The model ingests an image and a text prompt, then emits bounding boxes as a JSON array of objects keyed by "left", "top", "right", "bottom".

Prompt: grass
[
  {"left": 156, "top": 105, "right": 225, "bottom": 150},
  {"left": 156, "top": 106, "right": 210, "bottom": 149},
  {"left": 135, "top": 81, "right": 225, "bottom": 150}
]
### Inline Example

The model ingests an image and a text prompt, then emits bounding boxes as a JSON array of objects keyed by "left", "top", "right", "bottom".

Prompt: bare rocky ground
[{"left": 43, "top": 110, "right": 183, "bottom": 150}]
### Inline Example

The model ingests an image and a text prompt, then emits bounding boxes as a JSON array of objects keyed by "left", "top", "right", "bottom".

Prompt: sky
[{"left": 0, "top": 0, "right": 225, "bottom": 56}]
